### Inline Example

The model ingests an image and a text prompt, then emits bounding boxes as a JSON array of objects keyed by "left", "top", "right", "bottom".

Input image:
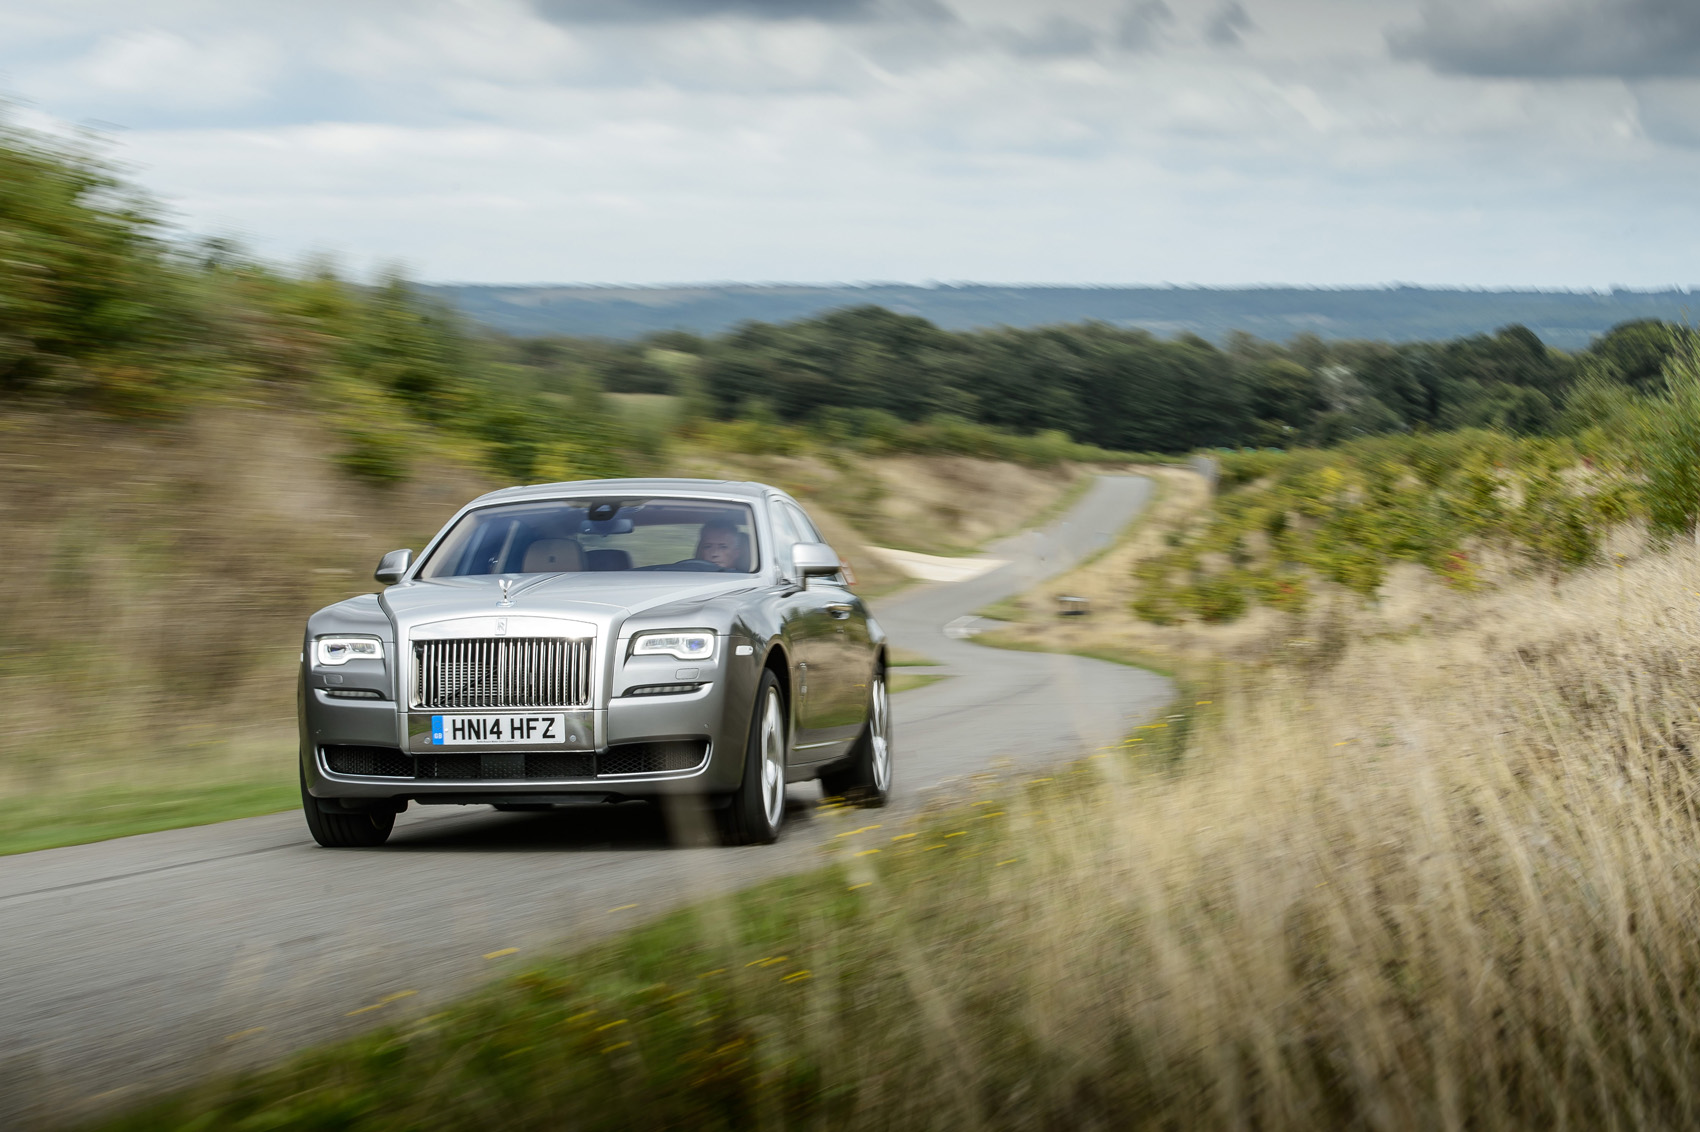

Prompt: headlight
[
  {"left": 630, "top": 630, "right": 716, "bottom": 662},
  {"left": 315, "top": 637, "right": 384, "bottom": 666}
]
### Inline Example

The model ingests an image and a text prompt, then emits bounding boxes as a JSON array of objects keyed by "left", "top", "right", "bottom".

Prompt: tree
[
  {"left": 1586, "top": 319, "right": 1690, "bottom": 392},
  {"left": 1246, "top": 359, "right": 1327, "bottom": 430}
]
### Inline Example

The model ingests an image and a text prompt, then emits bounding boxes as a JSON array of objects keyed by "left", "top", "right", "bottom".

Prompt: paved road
[{"left": 0, "top": 474, "right": 1170, "bottom": 1128}]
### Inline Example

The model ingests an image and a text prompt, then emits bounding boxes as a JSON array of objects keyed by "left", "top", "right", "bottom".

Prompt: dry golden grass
[
  {"left": 685, "top": 448, "right": 1083, "bottom": 567},
  {"left": 0, "top": 405, "right": 492, "bottom": 804},
  {"left": 959, "top": 543, "right": 1700, "bottom": 1127},
  {"left": 948, "top": 468, "right": 1700, "bottom": 1126}
]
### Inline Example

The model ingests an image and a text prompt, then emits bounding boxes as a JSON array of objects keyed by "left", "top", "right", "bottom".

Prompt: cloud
[
  {"left": 1116, "top": 1, "right": 1173, "bottom": 52},
  {"left": 13, "top": 0, "right": 1700, "bottom": 289},
  {"left": 1633, "top": 81, "right": 1700, "bottom": 146},
  {"left": 1204, "top": 1, "right": 1253, "bottom": 47},
  {"left": 1390, "top": 0, "right": 1700, "bottom": 79},
  {"left": 528, "top": 0, "right": 942, "bottom": 25},
  {"left": 1001, "top": 15, "right": 1100, "bottom": 58},
  {"left": 65, "top": 29, "right": 279, "bottom": 110}
]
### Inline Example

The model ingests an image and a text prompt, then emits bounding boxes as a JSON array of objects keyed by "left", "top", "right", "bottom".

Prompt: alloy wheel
[
  {"left": 869, "top": 673, "right": 891, "bottom": 792},
  {"left": 760, "top": 686, "right": 786, "bottom": 828}
]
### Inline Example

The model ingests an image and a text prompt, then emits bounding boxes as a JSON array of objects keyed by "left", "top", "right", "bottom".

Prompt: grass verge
[
  {"left": 887, "top": 672, "right": 949, "bottom": 695},
  {"left": 2, "top": 778, "right": 297, "bottom": 857}
]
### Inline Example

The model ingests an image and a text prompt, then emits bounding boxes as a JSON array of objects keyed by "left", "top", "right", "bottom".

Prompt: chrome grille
[{"left": 412, "top": 637, "right": 593, "bottom": 709}]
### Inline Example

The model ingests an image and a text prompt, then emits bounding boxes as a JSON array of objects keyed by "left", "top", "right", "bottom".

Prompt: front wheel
[
  {"left": 718, "top": 670, "right": 788, "bottom": 845},
  {"left": 821, "top": 667, "right": 892, "bottom": 807},
  {"left": 300, "top": 765, "right": 395, "bottom": 848}
]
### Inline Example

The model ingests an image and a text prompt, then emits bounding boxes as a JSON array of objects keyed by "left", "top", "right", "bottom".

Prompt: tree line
[{"left": 516, "top": 306, "right": 1688, "bottom": 454}]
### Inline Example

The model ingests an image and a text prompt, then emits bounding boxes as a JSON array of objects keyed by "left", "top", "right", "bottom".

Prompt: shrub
[
  {"left": 1637, "top": 330, "right": 1700, "bottom": 544},
  {"left": 1135, "top": 430, "right": 1627, "bottom": 624},
  {"left": 1178, "top": 573, "right": 1249, "bottom": 622},
  {"left": 337, "top": 426, "right": 409, "bottom": 485}
]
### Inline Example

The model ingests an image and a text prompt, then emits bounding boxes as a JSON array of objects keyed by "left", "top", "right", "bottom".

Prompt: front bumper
[{"left": 300, "top": 664, "right": 760, "bottom": 801}]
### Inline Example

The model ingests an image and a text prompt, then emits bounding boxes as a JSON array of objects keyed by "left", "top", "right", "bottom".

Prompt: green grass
[
  {"left": 974, "top": 596, "right": 1024, "bottom": 622},
  {"left": 888, "top": 672, "right": 948, "bottom": 695},
  {"left": 0, "top": 777, "right": 296, "bottom": 857},
  {"left": 973, "top": 629, "right": 1182, "bottom": 682}
]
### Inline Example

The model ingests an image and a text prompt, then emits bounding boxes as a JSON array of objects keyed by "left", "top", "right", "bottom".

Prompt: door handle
[{"left": 825, "top": 603, "right": 853, "bottom": 619}]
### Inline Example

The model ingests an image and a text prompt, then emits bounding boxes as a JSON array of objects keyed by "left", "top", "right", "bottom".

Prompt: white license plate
[{"left": 429, "top": 714, "right": 567, "bottom": 745}]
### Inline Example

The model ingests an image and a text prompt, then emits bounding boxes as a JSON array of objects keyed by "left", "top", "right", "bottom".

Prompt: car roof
[{"left": 467, "top": 478, "right": 780, "bottom": 507}]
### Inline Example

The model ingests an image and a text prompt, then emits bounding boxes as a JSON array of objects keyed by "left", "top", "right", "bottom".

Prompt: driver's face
[{"left": 699, "top": 531, "right": 739, "bottom": 568}]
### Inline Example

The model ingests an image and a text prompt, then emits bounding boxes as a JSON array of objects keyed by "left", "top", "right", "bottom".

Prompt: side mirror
[
  {"left": 792, "top": 542, "right": 840, "bottom": 580},
  {"left": 374, "top": 548, "right": 413, "bottom": 586}
]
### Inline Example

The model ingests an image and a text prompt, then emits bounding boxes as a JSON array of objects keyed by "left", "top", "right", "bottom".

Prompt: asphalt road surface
[{"left": 0, "top": 473, "right": 1170, "bottom": 1128}]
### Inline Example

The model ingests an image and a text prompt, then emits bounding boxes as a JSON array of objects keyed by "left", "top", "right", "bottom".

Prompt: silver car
[{"left": 298, "top": 478, "right": 892, "bottom": 847}]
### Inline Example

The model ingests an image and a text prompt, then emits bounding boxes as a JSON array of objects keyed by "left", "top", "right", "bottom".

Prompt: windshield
[{"left": 417, "top": 498, "right": 760, "bottom": 579}]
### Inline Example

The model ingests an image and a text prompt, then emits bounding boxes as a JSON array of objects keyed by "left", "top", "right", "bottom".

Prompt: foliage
[
  {"left": 688, "top": 404, "right": 1158, "bottom": 468},
  {"left": 493, "top": 304, "right": 1700, "bottom": 459},
  {"left": 0, "top": 118, "right": 637, "bottom": 485},
  {"left": 1135, "top": 430, "right": 1632, "bottom": 624},
  {"left": 1635, "top": 332, "right": 1700, "bottom": 544},
  {"left": 0, "top": 123, "right": 207, "bottom": 413}
]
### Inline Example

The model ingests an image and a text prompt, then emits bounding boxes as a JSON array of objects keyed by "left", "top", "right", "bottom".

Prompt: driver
[{"left": 694, "top": 520, "right": 749, "bottom": 572}]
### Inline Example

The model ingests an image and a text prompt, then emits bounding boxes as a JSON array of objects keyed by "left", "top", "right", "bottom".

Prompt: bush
[
  {"left": 337, "top": 426, "right": 409, "bottom": 485},
  {"left": 1135, "top": 430, "right": 1627, "bottom": 624},
  {"left": 1637, "top": 330, "right": 1700, "bottom": 544},
  {"left": 1177, "top": 574, "right": 1248, "bottom": 622}
]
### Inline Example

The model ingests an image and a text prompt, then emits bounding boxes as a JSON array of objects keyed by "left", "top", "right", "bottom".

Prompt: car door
[
  {"left": 767, "top": 499, "right": 840, "bottom": 759},
  {"left": 780, "top": 500, "right": 869, "bottom": 749}
]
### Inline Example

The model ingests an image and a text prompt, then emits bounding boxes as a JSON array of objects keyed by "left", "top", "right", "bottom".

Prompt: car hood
[{"left": 378, "top": 572, "right": 761, "bottom": 634}]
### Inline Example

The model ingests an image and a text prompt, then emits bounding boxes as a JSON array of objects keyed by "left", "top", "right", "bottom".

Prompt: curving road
[{"left": 0, "top": 474, "right": 1170, "bottom": 1128}]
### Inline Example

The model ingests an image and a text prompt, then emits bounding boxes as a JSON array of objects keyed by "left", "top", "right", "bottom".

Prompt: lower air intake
[
  {"left": 598, "top": 741, "right": 709, "bottom": 776},
  {"left": 323, "top": 745, "right": 413, "bottom": 778},
  {"left": 416, "top": 752, "right": 597, "bottom": 780}
]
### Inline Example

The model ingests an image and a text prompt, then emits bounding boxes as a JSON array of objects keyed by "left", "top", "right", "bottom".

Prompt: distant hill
[{"left": 424, "top": 283, "right": 1700, "bottom": 349}]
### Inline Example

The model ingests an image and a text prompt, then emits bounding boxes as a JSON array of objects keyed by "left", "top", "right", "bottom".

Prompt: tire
[
  {"left": 821, "top": 665, "right": 892, "bottom": 807},
  {"left": 718, "top": 669, "right": 788, "bottom": 845},
  {"left": 300, "top": 765, "right": 395, "bottom": 848}
]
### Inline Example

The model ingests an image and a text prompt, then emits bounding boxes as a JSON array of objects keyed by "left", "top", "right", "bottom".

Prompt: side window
[
  {"left": 782, "top": 502, "right": 823, "bottom": 544},
  {"left": 783, "top": 502, "right": 843, "bottom": 583},
  {"left": 769, "top": 501, "right": 802, "bottom": 579}
]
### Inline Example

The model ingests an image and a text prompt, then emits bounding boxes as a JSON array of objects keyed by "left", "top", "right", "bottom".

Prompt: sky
[{"left": 2, "top": 0, "right": 1699, "bottom": 287}]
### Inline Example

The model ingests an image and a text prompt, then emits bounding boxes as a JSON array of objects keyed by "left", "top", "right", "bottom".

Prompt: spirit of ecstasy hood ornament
[{"left": 498, "top": 578, "right": 513, "bottom": 607}]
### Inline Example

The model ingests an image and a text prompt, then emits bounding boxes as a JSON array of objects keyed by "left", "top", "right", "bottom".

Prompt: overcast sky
[{"left": 4, "top": 0, "right": 1699, "bottom": 287}]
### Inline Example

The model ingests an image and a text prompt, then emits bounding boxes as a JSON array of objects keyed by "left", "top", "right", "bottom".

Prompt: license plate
[{"left": 429, "top": 714, "right": 567, "bottom": 745}]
